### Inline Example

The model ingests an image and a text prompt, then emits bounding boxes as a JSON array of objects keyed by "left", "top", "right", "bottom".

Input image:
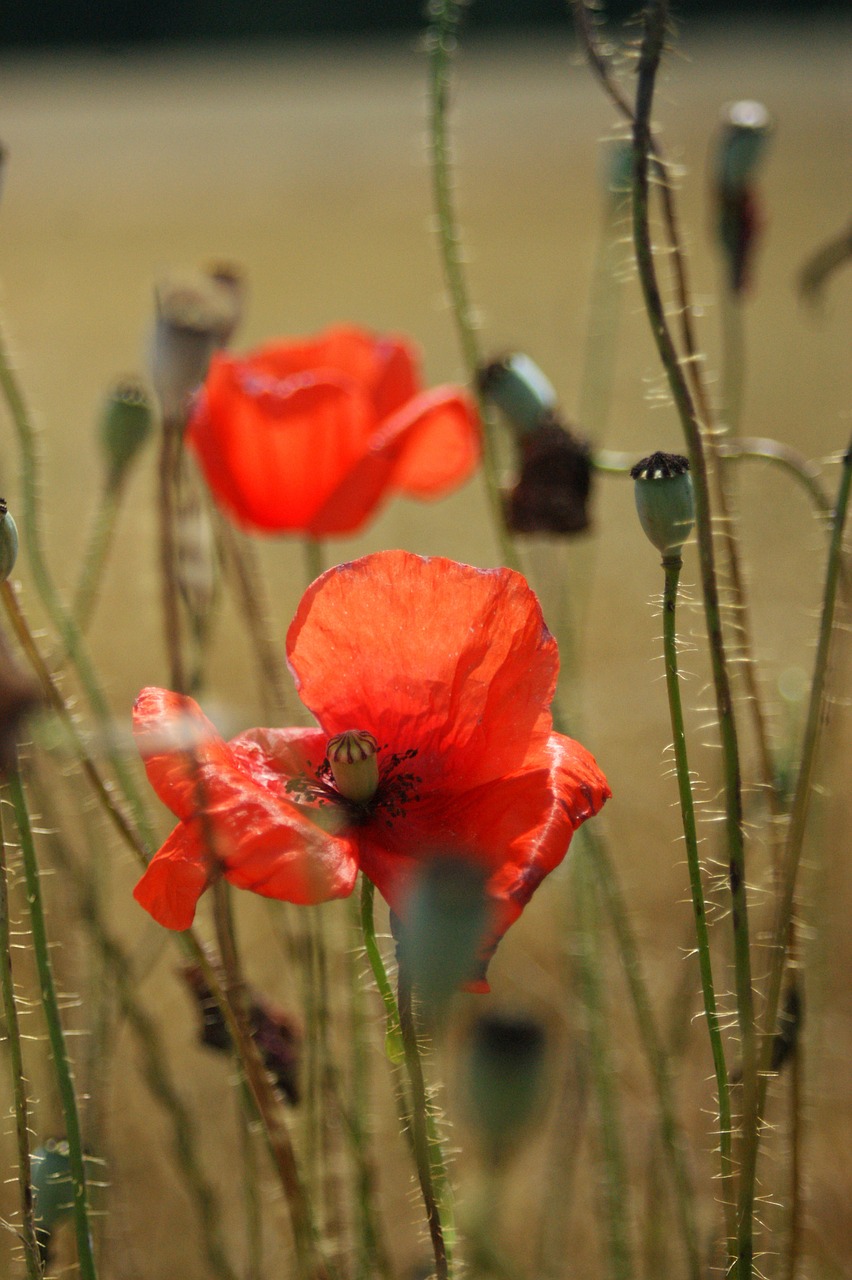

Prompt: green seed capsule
[
  {"left": 478, "top": 352, "right": 558, "bottom": 435},
  {"left": 631, "top": 451, "right": 695, "bottom": 559},
  {"left": 99, "top": 378, "right": 154, "bottom": 485},
  {"left": 0, "top": 498, "right": 19, "bottom": 579}
]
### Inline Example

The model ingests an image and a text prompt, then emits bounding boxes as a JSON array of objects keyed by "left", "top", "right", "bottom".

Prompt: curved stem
[
  {"left": 661, "top": 556, "right": 736, "bottom": 1258},
  {"left": 0, "top": 801, "right": 43, "bottom": 1280},
  {"left": 742, "top": 439, "right": 851, "bottom": 1260},
  {"left": 397, "top": 960, "right": 449, "bottom": 1280},
  {"left": 426, "top": 0, "right": 521, "bottom": 573},
  {"left": 630, "top": 12, "right": 756, "bottom": 1270},
  {"left": 6, "top": 767, "right": 98, "bottom": 1280},
  {"left": 0, "top": 326, "right": 156, "bottom": 847}
]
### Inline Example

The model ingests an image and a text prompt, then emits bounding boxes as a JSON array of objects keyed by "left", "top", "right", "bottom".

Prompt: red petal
[
  {"left": 133, "top": 822, "right": 211, "bottom": 931},
  {"left": 133, "top": 687, "right": 233, "bottom": 822},
  {"left": 306, "top": 387, "right": 480, "bottom": 536},
  {"left": 287, "top": 551, "right": 560, "bottom": 790}
]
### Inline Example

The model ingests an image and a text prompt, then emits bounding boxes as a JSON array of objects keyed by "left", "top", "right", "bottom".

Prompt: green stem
[
  {"left": 719, "top": 285, "right": 746, "bottom": 435},
  {"left": 397, "top": 960, "right": 449, "bottom": 1280},
  {"left": 741, "top": 440, "right": 852, "bottom": 1263},
  {"left": 0, "top": 800, "right": 43, "bottom": 1280},
  {"left": 72, "top": 481, "right": 124, "bottom": 633},
  {"left": 661, "top": 556, "right": 736, "bottom": 1259},
  {"left": 5, "top": 767, "right": 98, "bottom": 1280},
  {"left": 426, "top": 0, "right": 521, "bottom": 573},
  {"left": 573, "top": 844, "right": 633, "bottom": 1280},
  {"left": 0, "top": 327, "right": 156, "bottom": 848},
  {"left": 630, "top": 20, "right": 756, "bottom": 1275}
]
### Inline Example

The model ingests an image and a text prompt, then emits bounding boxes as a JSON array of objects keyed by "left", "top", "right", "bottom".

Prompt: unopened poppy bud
[
  {"left": 715, "top": 100, "right": 772, "bottom": 192},
  {"left": 505, "top": 417, "right": 593, "bottom": 535},
  {"left": 99, "top": 377, "right": 153, "bottom": 486},
  {"left": 462, "top": 1012, "right": 547, "bottom": 1164},
  {"left": 631, "top": 451, "right": 694, "bottom": 559},
  {"left": 327, "top": 730, "right": 379, "bottom": 804},
  {"left": 396, "top": 856, "right": 492, "bottom": 1012},
  {"left": 150, "top": 271, "right": 239, "bottom": 421},
  {"left": 0, "top": 498, "right": 19, "bottom": 579},
  {"left": 32, "top": 1138, "right": 98, "bottom": 1264},
  {"left": 478, "top": 353, "right": 558, "bottom": 435}
]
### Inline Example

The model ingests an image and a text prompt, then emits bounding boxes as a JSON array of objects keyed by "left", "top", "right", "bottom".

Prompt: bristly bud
[
  {"left": 505, "top": 416, "right": 594, "bottom": 536},
  {"left": 394, "top": 855, "right": 493, "bottom": 1013},
  {"left": 32, "top": 1139, "right": 99, "bottom": 1265},
  {"left": 713, "top": 102, "right": 772, "bottom": 294},
  {"left": 461, "top": 1012, "right": 548, "bottom": 1165},
  {"left": 0, "top": 622, "right": 42, "bottom": 777},
  {"left": 150, "top": 271, "right": 240, "bottom": 420},
  {"left": 0, "top": 497, "right": 19, "bottom": 580},
  {"left": 327, "top": 730, "right": 379, "bottom": 804},
  {"left": 631, "top": 451, "right": 694, "bottom": 559},
  {"left": 715, "top": 100, "right": 773, "bottom": 192},
  {"left": 478, "top": 353, "right": 558, "bottom": 435},
  {"left": 99, "top": 378, "right": 154, "bottom": 487}
]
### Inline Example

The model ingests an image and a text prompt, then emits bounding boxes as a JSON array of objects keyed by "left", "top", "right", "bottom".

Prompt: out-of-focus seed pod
[
  {"left": 395, "top": 855, "right": 493, "bottom": 1013},
  {"left": 150, "top": 271, "right": 239, "bottom": 421},
  {"left": 204, "top": 260, "right": 247, "bottom": 347},
  {"left": 461, "top": 1012, "right": 548, "bottom": 1164},
  {"left": 631, "top": 451, "right": 695, "bottom": 560},
  {"left": 0, "top": 498, "right": 19, "bottom": 580},
  {"left": 713, "top": 101, "right": 772, "bottom": 294},
  {"left": 99, "top": 377, "right": 154, "bottom": 488},
  {"left": 478, "top": 353, "right": 558, "bottom": 435}
]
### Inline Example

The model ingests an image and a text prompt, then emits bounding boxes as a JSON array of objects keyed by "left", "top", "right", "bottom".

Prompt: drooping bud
[
  {"left": 0, "top": 497, "right": 19, "bottom": 580},
  {"left": 715, "top": 100, "right": 773, "bottom": 192},
  {"left": 461, "top": 1012, "right": 548, "bottom": 1165},
  {"left": 478, "top": 353, "right": 558, "bottom": 435},
  {"left": 395, "top": 855, "right": 492, "bottom": 1014},
  {"left": 0, "top": 622, "right": 42, "bottom": 777},
  {"left": 149, "top": 271, "right": 239, "bottom": 421},
  {"left": 326, "top": 730, "right": 379, "bottom": 804},
  {"left": 713, "top": 101, "right": 772, "bottom": 294},
  {"left": 631, "top": 451, "right": 694, "bottom": 560},
  {"left": 99, "top": 377, "right": 154, "bottom": 487},
  {"left": 505, "top": 416, "right": 594, "bottom": 535}
]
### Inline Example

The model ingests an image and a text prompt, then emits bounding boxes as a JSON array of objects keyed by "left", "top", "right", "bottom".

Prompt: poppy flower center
[{"left": 326, "top": 730, "right": 380, "bottom": 804}]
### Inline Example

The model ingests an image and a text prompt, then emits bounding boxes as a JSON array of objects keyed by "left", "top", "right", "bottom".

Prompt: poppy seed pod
[
  {"left": 631, "top": 452, "right": 695, "bottom": 559},
  {"left": 326, "top": 730, "right": 379, "bottom": 804},
  {"left": 462, "top": 1012, "right": 548, "bottom": 1163},
  {"left": 478, "top": 353, "right": 558, "bottom": 435},
  {"left": 0, "top": 498, "right": 19, "bottom": 580},
  {"left": 99, "top": 378, "right": 154, "bottom": 486},
  {"left": 150, "top": 271, "right": 240, "bottom": 421}
]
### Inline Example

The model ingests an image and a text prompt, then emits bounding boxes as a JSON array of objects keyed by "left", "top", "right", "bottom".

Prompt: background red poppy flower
[
  {"left": 185, "top": 325, "right": 481, "bottom": 536},
  {"left": 134, "top": 551, "right": 610, "bottom": 985}
]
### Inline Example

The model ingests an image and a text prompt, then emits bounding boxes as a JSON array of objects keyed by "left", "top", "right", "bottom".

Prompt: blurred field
[{"left": 0, "top": 19, "right": 850, "bottom": 1279}]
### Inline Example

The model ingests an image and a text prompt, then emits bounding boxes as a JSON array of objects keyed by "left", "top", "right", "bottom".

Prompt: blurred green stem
[
  {"left": 0, "top": 801, "right": 43, "bottom": 1280},
  {"left": 630, "top": 20, "right": 757, "bottom": 1276},
  {"left": 426, "top": 0, "right": 521, "bottom": 573},
  {"left": 5, "top": 766, "right": 98, "bottom": 1280},
  {"left": 72, "top": 480, "right": 124, "bottom": 633},
  {"left": 741, "top": 439, "right": 851, "bottom": 1267},
  {"left": 0, "top": 326, "right": 156, "bottom": 847},
  {"left": 573, "top": 843, "right": 633, "bottom": 1280},
  {"left": 661, "top": 555, "right": 736, "bottom": 1258}
]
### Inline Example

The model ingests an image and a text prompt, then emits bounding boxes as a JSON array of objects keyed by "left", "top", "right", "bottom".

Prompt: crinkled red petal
[{"left": 287, "top": 551, "right": 560, "bottom": 791}]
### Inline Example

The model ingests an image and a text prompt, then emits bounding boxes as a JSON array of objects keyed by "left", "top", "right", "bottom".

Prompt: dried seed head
[{"left": 631, "top": 451, "right": 695, "bottom": 559}]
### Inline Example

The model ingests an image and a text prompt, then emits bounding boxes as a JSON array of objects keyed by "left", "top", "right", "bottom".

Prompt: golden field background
[{"left": 0, "top": 20, "right": 849, "bottom": 1278}]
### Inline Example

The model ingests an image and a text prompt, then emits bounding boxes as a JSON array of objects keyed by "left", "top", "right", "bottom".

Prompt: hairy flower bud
[
  {"left": 478, "top": 353, "right": 558, "bottom": 435},
  {"left": 99, "top": 377, "right": 153, "bottom": 486},
  {"left": 327, "top": 729, "right": 379, "bottom": 804},
  {"left": 631, "top": 451, "right": 695, "bottom": 559},
  {"left": 0, "top": 498, "right": 19, "bottom": 580}
]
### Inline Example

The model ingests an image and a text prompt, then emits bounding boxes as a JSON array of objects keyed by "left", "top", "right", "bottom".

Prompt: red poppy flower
[
  {"left": 185, "top": 325, "right": 480, "bottom": 536},
  {"left": 133, "top": 551, "right": 610, "bottom": 985}
]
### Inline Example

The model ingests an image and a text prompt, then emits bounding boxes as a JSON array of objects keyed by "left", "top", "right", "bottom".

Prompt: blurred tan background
[{"left": 0, "top": 21, "right": 849, "bottom": 1278}]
